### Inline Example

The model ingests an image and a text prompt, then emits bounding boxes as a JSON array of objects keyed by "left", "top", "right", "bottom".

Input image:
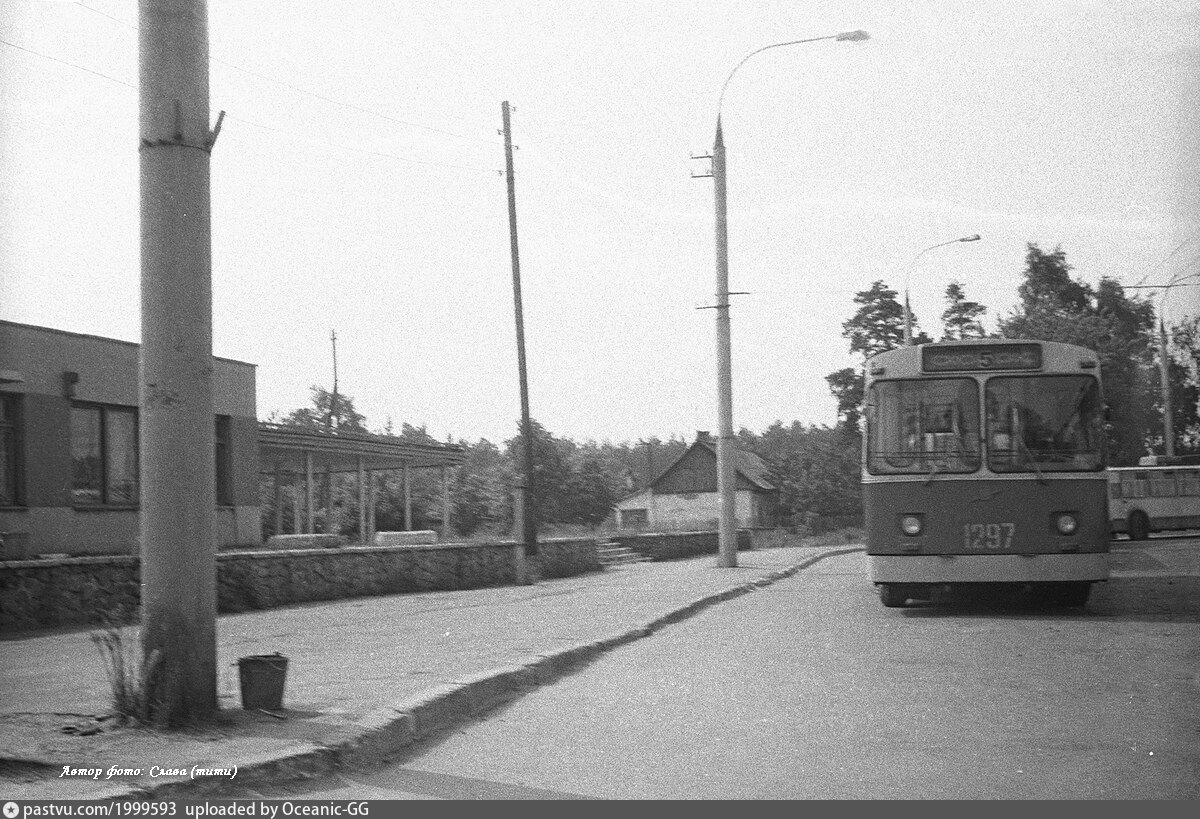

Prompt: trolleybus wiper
[
  {"left": 1015, "top": 434, "right": 1047, "bottom": 485},
  {"left": 922, "top": 457, "right": 940, "bottom": 486}
]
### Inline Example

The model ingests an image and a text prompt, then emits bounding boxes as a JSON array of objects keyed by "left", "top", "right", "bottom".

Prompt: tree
[
  {"left": 563, "top": 454, "right": 619, "bottom": 528},
  {"left": 940, "top": 281, "right": 988, "bottom": 340},
  {"left": 748, "top": 421, "right": 861, "bottom": 529},
  {"left": 1017, "top": 243, "right": 1091, "bottom": 313},
  {"left": 841, "top": 280, "right": 910, "bottom": 359},
  {"left": 450, "top": 438, "right": 512, "bottom": 537},
  {"left": 825, "top": 367, "right": 863, "bottom": 433},
  {"left": 999, "top": 245, "right": 1157, "bottom": 465},
  {"left": 828, "top": 281, "right": 930, "bottom": 434},
  {"left": 505, "top": 419, "right": 573, "bottom": 527},
  {"left": 268, "top": 386, "right": 367, "bottom": 432},
  {"left": 1161, "top": 317, "right": 1200, "bottom": 453}
]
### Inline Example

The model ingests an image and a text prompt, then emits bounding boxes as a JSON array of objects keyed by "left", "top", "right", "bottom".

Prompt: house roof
[{"left": 646, "top": 431, "right": 775, "bottom": 493}]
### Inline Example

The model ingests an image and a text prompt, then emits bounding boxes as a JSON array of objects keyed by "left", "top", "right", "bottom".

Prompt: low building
[
  {"left": 0, "top": 320, "right": 259, "bottom": 557},
  {"left": 614, "top": 431, "right": 778, "bottom": 530},
  {"left": 0, "top": 321, "right": 465, "bottom": 558}
]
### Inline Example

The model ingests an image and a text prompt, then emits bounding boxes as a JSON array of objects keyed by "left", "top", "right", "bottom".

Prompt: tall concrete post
[
  {"left": 441, "top": 465, "right": 451, "bottom": 536},
  {"left": 138, "top": 0, "right": 218, "bottom": 724},
  {"left": 357, "top": 456, "right": 366, "bottom": 544},
  {"left": 1159, "top": 319, "right": 1175, "bottom": 457},
  {"left": 404, "top": 464, "right": 412, "bottom": 530},
  {"left": 712, "top": 118, "right": 738, "bottom": 568}
]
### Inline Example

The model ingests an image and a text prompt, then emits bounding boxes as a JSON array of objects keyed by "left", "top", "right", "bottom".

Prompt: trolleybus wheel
[
  {"left": 1128, "top": 511, "right": 1150, "bottom": 541},
  {"left": 878, "top": 584, "right": 909, "bottom": 608},
  {"left": 1035, "top": 581, "right": 1091, "bottom": 607}
]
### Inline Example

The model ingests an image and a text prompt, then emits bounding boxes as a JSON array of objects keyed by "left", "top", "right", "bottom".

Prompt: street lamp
[
  {"left": 903, "top": 234, "right": 981, "bottom": 345},
  {"left": 710, "top": 29, "right": 869, "bottom": 568}
]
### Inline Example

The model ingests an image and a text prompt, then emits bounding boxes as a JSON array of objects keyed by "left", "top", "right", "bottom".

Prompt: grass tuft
[{"left": 89, "top": 621, "right": 163, "bottom": 727}]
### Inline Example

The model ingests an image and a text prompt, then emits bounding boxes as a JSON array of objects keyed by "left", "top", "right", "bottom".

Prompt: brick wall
[{"left": 0, "top": 538, "right": 600, "bottom": 633}]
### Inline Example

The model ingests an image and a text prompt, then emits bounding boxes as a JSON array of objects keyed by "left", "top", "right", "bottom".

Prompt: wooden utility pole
[
  {"left": 138, "top": 0, "right": 220, "bottom": 725},
  {"left": 502, "top": 100, "right": 537, "bottom": 561}
]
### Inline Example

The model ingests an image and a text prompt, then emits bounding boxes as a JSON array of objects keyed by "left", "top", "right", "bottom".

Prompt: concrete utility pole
[
  {"left": 502, "top": 100, "right": 538, "bottom": 562},
  {"left": 1159, "top": 318, "right": 1175, "bottom": 457},
  {"left": 330, "top": 328, "right": 339, "bottom": 430},
  {"left": 138, "top": 0, "right": 221, "bottom": 725},
  {"left": 711, "top": 119, "right": 737, "bottom": 568},
  {"left": 708, "top": 30, "right": 869, "bottom": 569}
]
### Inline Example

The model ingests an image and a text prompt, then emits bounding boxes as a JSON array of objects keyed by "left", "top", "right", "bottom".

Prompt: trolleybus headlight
[
  {"left": 1055, "top": 513, "right": 1078, "bottom": 535},
  {"left": 900, "top": 514, "right": 923, "bottom": 536}
]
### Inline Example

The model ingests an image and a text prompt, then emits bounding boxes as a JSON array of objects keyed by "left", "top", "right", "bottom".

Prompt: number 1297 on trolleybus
[{"left": 863, "top": 339, "right": 1109, "bottom": 608}]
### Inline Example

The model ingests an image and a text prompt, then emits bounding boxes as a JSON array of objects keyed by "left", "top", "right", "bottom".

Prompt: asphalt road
[{"left": 230, "top": 547, "right": 1200, "bottom": 800}]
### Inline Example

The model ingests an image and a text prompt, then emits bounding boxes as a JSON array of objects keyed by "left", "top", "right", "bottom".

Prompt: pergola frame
[{"left": 258, "top": 423, "right": 466, "bottom": 543}]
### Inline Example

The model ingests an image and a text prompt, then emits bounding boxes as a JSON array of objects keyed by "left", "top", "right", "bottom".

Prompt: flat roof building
[{"left": 0, "top": 321, "right": 465, "bottom": 559}]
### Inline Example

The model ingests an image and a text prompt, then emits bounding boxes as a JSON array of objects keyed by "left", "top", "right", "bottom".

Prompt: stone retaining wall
[
  {"left": 0, "top": 538, "right": 600, "bottom": 633},
  {"left": 611, "top": 529, "right": 751, "bottom": 561}
]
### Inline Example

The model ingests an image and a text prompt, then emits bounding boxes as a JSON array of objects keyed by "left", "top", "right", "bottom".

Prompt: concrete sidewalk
[{"left": 0, "top": 544, "right": 863, "bottom": 800}]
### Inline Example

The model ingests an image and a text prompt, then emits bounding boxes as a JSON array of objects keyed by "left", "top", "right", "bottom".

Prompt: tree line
[{"left": 261, "top": 242, "right": 1199, "bottom": 541}]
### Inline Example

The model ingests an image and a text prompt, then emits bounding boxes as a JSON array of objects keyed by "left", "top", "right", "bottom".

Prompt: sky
[{"left": 2, "top": 0, "right": 1199, "bottom": 447}]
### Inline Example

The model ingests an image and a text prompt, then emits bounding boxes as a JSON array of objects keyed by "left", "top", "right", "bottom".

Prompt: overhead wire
[
  {"left": 0, "top": 36, "right": 133, "bottom": 88},
  {"left": 0, "top": 34, "right": 497, "bottom": 174},
  {"left": 1128, "top": 225, "right": 1200, "bottom": 288},
  {"left": 71, "top": 1, "right": 503, "bottom": 148}
]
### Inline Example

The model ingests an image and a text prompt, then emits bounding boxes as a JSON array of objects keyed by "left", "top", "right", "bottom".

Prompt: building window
[
  {"left": 71, "top": 403, "right": 138, "bottom": 506},
  {"left": 0, "top": 394, "right": 21, "bottom": 506},
  {"left": 619, "top": 508, "right": 648, "bottom": 527},
  {"left": 215, "top": 415, "right": 233, "bottom": 506}
]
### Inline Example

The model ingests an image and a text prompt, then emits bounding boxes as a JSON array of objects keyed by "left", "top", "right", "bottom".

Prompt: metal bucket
[{"left": 237, "top": 653, "right": 288, "bottom": 710}]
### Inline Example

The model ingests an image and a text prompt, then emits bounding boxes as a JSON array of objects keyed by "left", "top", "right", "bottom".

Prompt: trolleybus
[
  {"left": 863, "top": 339, "right": 1109, "bottom": 607},
  {"left": 1108, "top": 455, "right": 1200, "bottom": 540}
]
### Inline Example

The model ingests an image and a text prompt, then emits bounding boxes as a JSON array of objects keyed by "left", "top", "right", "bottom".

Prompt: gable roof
[{"left": 649, "top": 431, "right": 774, "bottom": 492}]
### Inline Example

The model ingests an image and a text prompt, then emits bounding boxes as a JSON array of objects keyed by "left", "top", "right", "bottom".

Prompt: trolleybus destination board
[{"left": 921, "top": 343, "right": 1042, "bottom": 373}]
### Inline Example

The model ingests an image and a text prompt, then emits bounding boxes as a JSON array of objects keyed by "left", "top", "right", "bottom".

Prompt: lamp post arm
[
  {"left": 716, "top": 30, "right": 868, "bottom": 123},
  {"left": 717, "top": 34, "right": 844, "bottom": 119},
  {"left": 903, "top": 234, "right": 982, "bottom": 345},
  {"left": 912, "top": 239, "right": 960, "bottom": 266}
]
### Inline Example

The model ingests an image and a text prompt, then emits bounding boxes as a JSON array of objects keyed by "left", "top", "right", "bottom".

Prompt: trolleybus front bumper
[{"left": 870, "top": 553, "right": 1109, "bottom": 584}]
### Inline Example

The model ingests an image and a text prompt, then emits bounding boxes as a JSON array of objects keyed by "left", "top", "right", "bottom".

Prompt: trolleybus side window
[
  {"left": 1181, "top": 470, "right": 1200, "bottom": 496},
  {"left": 1149, "top": 470, "right": 1177, "bottom": 497},
  {"left": 867, "top": 378, "right": 980, "bottom": 475},
  {"left": 985, "top": 375, "right": 1103, "bottom": 472}
]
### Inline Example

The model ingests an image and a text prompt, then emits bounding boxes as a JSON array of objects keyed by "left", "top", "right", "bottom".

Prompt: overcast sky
[{"left": 2, "top": 0, "right": 1198, "bottom": 445}]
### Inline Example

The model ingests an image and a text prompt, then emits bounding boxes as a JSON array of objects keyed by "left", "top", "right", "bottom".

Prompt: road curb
[{"left": 102, "top": 546, "right": 865, "bottom": 799}]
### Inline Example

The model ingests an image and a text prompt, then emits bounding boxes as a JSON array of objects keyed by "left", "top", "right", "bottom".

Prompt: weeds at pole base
[{"left": 89, "top": 619, "right": 164, "bottom": 727}]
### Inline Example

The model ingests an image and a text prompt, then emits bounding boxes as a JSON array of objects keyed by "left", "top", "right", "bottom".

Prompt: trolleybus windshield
[
  {"left": 985, "top": 375, "right": 1104, "bottom": 472},
  {"left": 866, "top": 378, "right": 980, "bottom": 475}
]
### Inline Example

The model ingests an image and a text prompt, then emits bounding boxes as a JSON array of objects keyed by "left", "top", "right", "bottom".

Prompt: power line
[
  {"left": 72, "top": 1, "right": 501, "bottom": 147},
  {"left": 0, "top": 36, "right": 497, "bottom": 174},
  {"left": 1130, "top": 227, "right": 1200, "bottom": 288},
  {"left": 225, "top": 112, "right": 499, "bottom": 173},
  {"left": 0, "top": 36, "right": 133, "bottom": 88}
]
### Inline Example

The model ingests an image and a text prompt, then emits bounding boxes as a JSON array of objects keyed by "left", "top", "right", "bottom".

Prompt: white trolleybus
[
  {"left": 1108, "top": 454, "right": 1200, "bottom": 540},
  {"left": 863, "top": 339, "right": 1109, "bottom": 608}
]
